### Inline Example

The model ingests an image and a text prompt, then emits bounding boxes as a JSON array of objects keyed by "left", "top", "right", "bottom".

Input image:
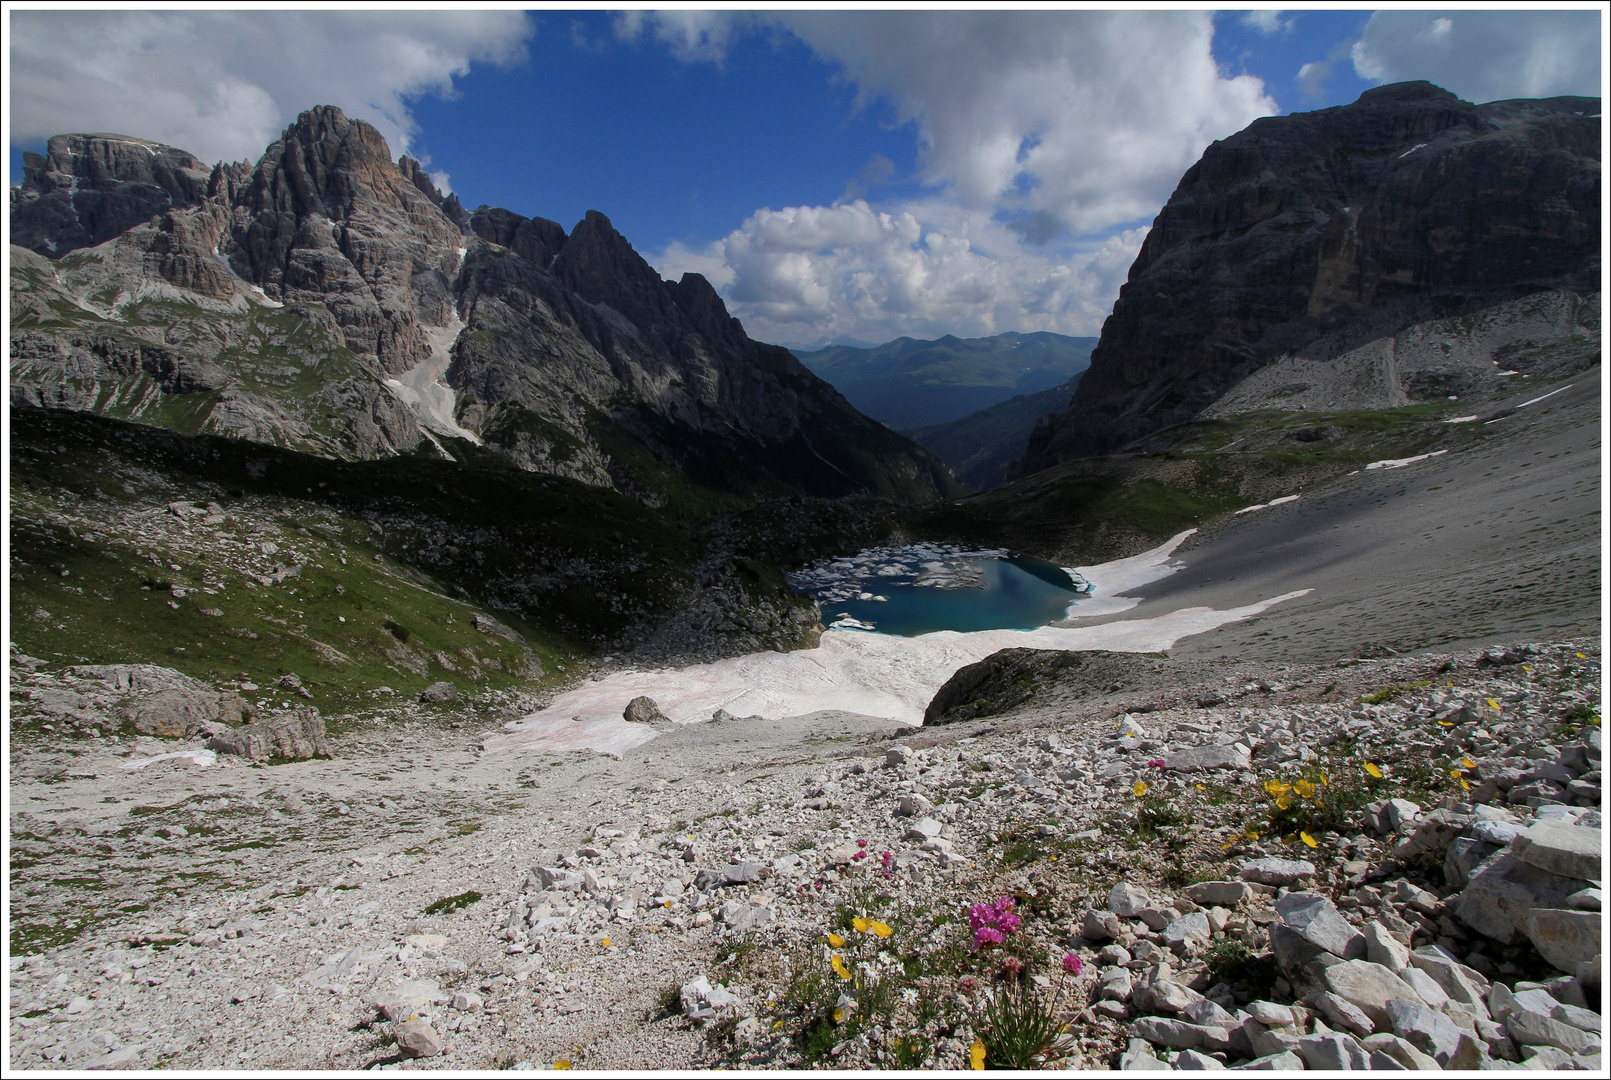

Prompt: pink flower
[
  {"left": 1001, "top": 956, "right": 1024, "bottom": 977},
  {"left": 881, "top": 851, "right": 894, "bottom": 869},
  {"left": 1147, "top": 760, "right": 1166, "bottom": 768},
  {"left": 857, "top": 839, "right": 868, "bottom": 848},
  {"left": 1063, "top": 953, "right": 1084, "bottom": 976},
  {"left": 851, "top": 850, "right": 867, "bottom": 861},
  {"left": 957, "top": 976, "right": 980, "bottom": 995},
  {"left": 974, "top": 926, "right": 1005, "bottom": 948},
  {"left": 882, "top": 869, "right": 894, "bottom": 879}
]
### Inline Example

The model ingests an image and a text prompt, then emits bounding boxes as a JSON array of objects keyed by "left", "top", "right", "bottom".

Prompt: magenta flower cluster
[{"left": 969, "top": 896, "right": 1021, "bottom": 949}]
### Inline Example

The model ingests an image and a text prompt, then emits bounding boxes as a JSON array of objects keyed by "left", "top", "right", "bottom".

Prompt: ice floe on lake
[{"left": 484, "top": 530, "right": 1311, "bottom": 757}]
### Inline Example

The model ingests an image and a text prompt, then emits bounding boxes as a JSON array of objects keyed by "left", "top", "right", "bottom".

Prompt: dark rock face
[
  {"left": 1014, "top": 82, "right": 1601, "bottom": 473},
  {"left": 10, "top": 133, "right": 212, "bottom": 256},
  {"left": 11, "top": 106, "right": 961, "bottom": 509}
]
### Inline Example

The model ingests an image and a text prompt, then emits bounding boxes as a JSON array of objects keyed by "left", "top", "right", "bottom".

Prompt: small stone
[
  {"left": 1083, "top": 909, "right": 1122, "bottom": 941},
  {"left": 1184, "top": 881, "right": 1251, "bottom": 907},
  {"left": 1098, "top": 944, "right": 1132, "bottom": 967},
  {"left": 1384, "top": 799, "right": 1422, "bottom": 832},
  {"left": 1297, "top": 1032, "right": 1372, "bottom": 1070},
  {"left": 902, "top": 817, "right": 943, "bottom": 840},
  {"left": 885, "top": 746, "right": 912, "bottom": 767},
  {"left": 1234, "top": 1050, "right": 1305, "bottom": 1070},
  {"left": 1109, "top": 882, "right": 1150, "bottom": 917},
  {"left": 1566, "top": 887, "right": 1601, "bottom": 911},
  {"left": 1097, "top": 967, "right": 1133, "bottom": 1003},
  {"left": 393, "top": 1017, "right": 443, "bottom": 1058},
  {"left": 1362, "top": 921, "right": 1411, "bottom": 974},
  {"left": 1164, "top": 911, "right": 1213, "bottom": 950},
  {"left": 371, "top": 979, "right": 440, "bottom": 1023},
  {"left": 1247, "top": 1001, "right": 1295, "bottom": 1028},
  {"left": 1362, "top": 1032, "right": 1442, "bottom": 1071},
  {"left": 1163, "top": 744, "right": 1251, "bottom": 772},
  {"left": 1120, "top": 1038, "right": 1168, "bottom": 1070},
  {"left": 895, "top": 794, "right": 933, "bottom": 817},
  {"left": 1304, "top": 991, "right": 1375, "bottom": 1038},
  {"left": 1175, "top": 1048, "right": 1228, "bottom": 1069},
  {"left": 1131, "top": 1015, "right": 1211, "bottom": 1050},
  {"left": 1238, "top": 858, "right": 1316, "bottom": 886},
  {"left": 451, "top": 991, "right": 482, "bottom": 1011},
  {"left": 1504, "top": 1006, "right": 1597, "bottom": 1053},
  {"left": 1276, "top": 892, "right": 1366, "bottom": 959}
]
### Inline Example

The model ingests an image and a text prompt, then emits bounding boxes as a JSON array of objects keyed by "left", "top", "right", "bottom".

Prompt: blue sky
[{"left": 8, "top": 8, "right": 1603, "bottom": 348}]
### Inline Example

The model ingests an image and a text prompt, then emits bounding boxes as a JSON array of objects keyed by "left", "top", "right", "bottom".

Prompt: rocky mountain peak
[
  {"left": 1013, "top": 81, "right": 1600, "bottom": 472},
  {"left": 469, "top": 205, "right": 568, "bottom": 268},
  {"left": 11, "top": 132, "right": 212, "bottom": 256},
  {"left": 550, "top": 210, "right": 681, "bottom": 330}
]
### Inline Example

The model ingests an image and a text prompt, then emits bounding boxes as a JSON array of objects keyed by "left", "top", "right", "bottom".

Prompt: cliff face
[
  {"left": 1013, "top": 82, "right": 1600, "bottom": 473},
  {"left": 10, "top": 107, "right": 960, "bottom": 510}
]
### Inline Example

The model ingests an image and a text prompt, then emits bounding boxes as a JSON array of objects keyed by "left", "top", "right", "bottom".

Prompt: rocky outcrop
[
  {"left": 11, "top": 133, "right": 212, "bottom": 256},
  {"left": 12, "top": 107, "right": 960, "bottom": 510},
  {"left": 207, "top": 707, "right": 329, "bottom": 762},
  {"left": 1014, "top": 82, "right": 1600, "bottom": 473}
]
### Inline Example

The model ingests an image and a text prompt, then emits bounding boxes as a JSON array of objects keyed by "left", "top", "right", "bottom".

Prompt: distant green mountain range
[
  {"left": 792, "top": 331, "right": 1094, "bottom": 431},
  {"left": 903, "top": 375, "right": 1083, "bottom": 490}
]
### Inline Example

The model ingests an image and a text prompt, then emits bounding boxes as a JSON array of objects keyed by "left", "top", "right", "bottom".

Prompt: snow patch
[
  {"left": 1365, "top": 449, "right": 1448, "bottom": 470},
  {"left": 120, "top": 749, "right": 217, "bottom": 770},
  {"left": 383, "top": 314, "right": 480, "bottom": 444}
]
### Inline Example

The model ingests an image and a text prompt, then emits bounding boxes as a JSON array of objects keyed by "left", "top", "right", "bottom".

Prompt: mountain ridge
[
  {"left": 10, "top": 107, "right": 962, "bottom": 516},
  {"left": 1012, "top": 81, "right": 1600, "bottom": 476}
]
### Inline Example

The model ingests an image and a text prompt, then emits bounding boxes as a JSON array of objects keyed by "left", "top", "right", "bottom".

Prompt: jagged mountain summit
[
  {"left": 10, "top": 106, "right": 961, "bottom": 514},
  {"left": 1013, "top": 81, "right": 1600, "bottom": 475}
]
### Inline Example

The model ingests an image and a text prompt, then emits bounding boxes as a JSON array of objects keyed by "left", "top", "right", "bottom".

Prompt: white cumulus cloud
[
  {"left": 1351, "top": 10, "right": 1602, "bottom": 103},
  {"left": 8, "top": 10, "right": 533, "bottom": 165},
  {"left": 630, "top": 11, "right": 1272, "bottom": 346},
  {"left": 656, "top": 201, "right": 1148, "bottom": 348}
]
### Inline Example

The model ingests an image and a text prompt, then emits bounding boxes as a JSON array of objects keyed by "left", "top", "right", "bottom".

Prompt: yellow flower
[
  {"left": 1195, "top": 784, "right": 1206, "bottom": 791},
  {"left": 833, "top": 1007, "right": 846, "bottom": 1023},
  {"left": 1300, "top": 832, "right": 1318, "bottom": 848},
  {"left": 827, "top": 932, "right": 846, "bottom": 948},
  {"left": 870, "top": 921, "right": 893, "bottom": 938},
  {"left": 1319, "top": 769, "right": 1329, "bottom": 786},
  {"left": 772, "top": 1020, "right": 784, "bottom": 1031},
  {"left": 1458, "top": 776, "right": 1470, "bottom": 792},
  {"left": 1364, "top": 762, "right": 1383, "bottom": 779},
  {"left": 1283, "top": 833, "right": 1297, "bottom": 844},
  {"left": 1293, "top": 780, "right": 1316, "bottom": 799},
  {"left": 852, "top": 916, "right": 871, "bottom": 933},
  {"left": 1577, "top": 652, "right": 1586, "bottom": 658},
  {"left": 831, "top": 955, "right": 851, "bottom": 980},
  {"left": 1487, "top": 698, "right": 1500, "bottom": 710},
  {"left": 1049, "top": 854, "right": 1058, "bottom": 861},
  {"left": 1462, "top": 758, "right": 1476, "bottom": 769},
  {"left": 601, "top": 937, "right": 611, "bottom": 948},
  {"left": 1438, "top": 720, "right": 1453, "bottom": 727},
  {"left": 1450, "top": 768, "right": 1463, "bottom": 779},
  {"left": 1275, "top": 795, "right": 1292, "bottom": 810},
  {"left": 970, "top": 1039, "right": 987, "bottom": 1070},
  {"left": 1522, "top": 665, "right": 1533, "bottom": 672},
  {"left": 1222, "top": 843, "right": 1233, "bottom": 852},
  {"left": 1245, "top": 829, "right": 1260, "bottom": 841},
  {"left": 555, "top": 1063, "right": 572, "bottom": 1072},
  {"left": 1132, "top": 780, "right": 1148, "bottom": 797}
]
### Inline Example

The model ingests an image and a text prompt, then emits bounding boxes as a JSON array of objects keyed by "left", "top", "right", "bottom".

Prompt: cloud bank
[
  {"left": 1351, "top": 10, "right": 1602, "bottom": 103},
  {"left": 8, "top": 10, "right": 533, "bottom": 165},
  {"left": 630, "top": 11, "right": 1275, "bottom": 346}
]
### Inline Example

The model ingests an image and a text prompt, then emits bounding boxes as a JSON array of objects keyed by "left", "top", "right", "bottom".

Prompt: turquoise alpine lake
[{"left": 787, "top": 546, "right": 1091, "bottom": 637}]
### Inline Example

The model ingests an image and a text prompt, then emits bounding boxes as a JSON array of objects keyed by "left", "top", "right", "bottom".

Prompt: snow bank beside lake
[{"left": 483, "top": 530, "right": 1310, "bottom": 757}]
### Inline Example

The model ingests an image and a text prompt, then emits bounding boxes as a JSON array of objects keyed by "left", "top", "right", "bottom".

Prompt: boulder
[
  {"left": 393, "top": 1017, "right": 443, "bottom": 1058},
  {"left": 1503, "top": 1006, "right": 1598, "bottom": 1053},
  {"left": 207, "top": 708, "right": 328, "bottom": 762},
  {"left": 1304, "top": 991, "right": 1375, "bottom": 1038},
  {"left": 371, "top": 979, "right": 441, "bottom": 1022},
  {"left": 1511, "top": 821, "right": 1602, "bottom": 881},
  {"left": 1386, "top": 998, "right": 1485, "bottom": 1068},
  {"left": 1454, "top": 852, "right": 1587, "bottom": 944},
  {"left": 418, "top": 681, "right": 458, "bottom": 703},
  {"left": 1526, "top": 908, "right": 1601, "bottom": 977},
  {"left": 1319, "top": 959, "right": 1426, "bottom": 1027},
  {"left": 1083, "top": 909, "right": 1122, "bottom": 941},
  {"left": 123, "top": 688, "right": 252, "bottom": 739},
  {"left": 1296, "top": 1032, "right": 1371, "bottom": 1070},
  {"left": 623, "top": 696, "right": 669, "bottom": 724},
  {"left": 1361, "top": 1032, "right": 1441, "bottom": 1071},
  {"left": 1362, "top": 921, "right": 1411, "bottom": 974},
  {"left": 680, "top": 975, "right": 742, "bottom": 1020},
  {"left": 1234, "top": 1051, "right": 1305, "bottom": 1071},
  {"left": 1163, "top": 743, "right": 1251, "bottom": 772}
]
